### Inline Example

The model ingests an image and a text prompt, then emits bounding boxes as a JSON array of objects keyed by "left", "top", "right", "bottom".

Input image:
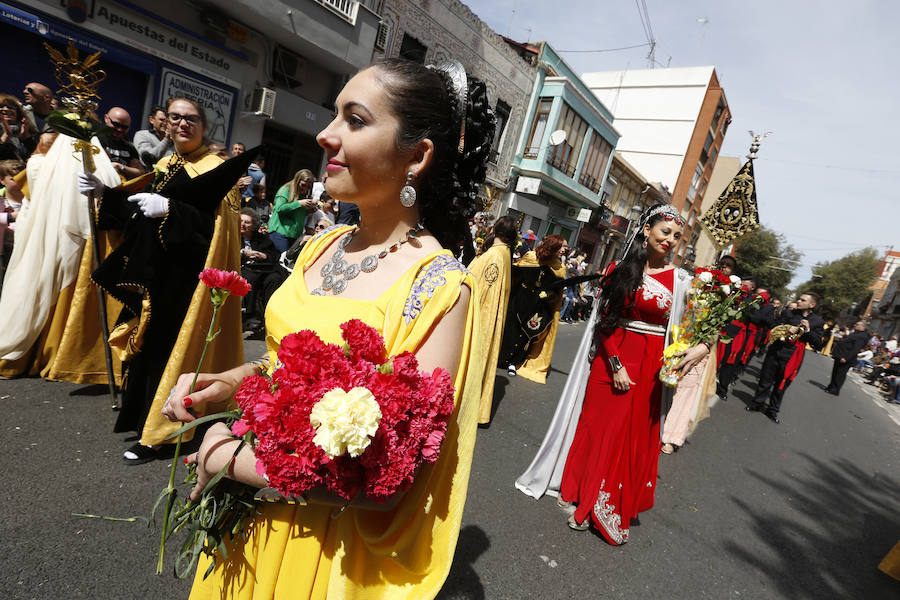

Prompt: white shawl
[
  {"left": 515, "top": 267, "right": 691, "bottom": 499},
  {"left": 0, "top": 134, "right": 120, "bottom": 360}
]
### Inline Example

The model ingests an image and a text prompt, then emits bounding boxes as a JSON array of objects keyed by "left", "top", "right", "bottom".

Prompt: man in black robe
[{"left": 825, "top": 321, "right": 869, "bottom": 395}]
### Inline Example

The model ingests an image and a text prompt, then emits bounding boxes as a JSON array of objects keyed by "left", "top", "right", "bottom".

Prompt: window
[
  {"left": 546, "top": 102, "right": 588, "bottom": 177},
  {"left": 687, "top": 211, "right": 696, "bottom": 226},
  {"left": 524, "top": 98, "right": 552, "bottom": 158},
  {"left": 710, "top": 146, "right": 718, "bottom": 167},
  {"left": 698, "top": 178, "right": 708, "bottom": 199},
  {"left": 374, "top": 21, "right": 390, "bottom": 51},
  {"left": 490, "top": 99, "right": 511, "bottom": 163},
  {"left": 687, "top": 163, "right": 703, "bottom": 202},
  {"left": 578, "top": 132, "right": 613, "bottom": 193},
  {"left": 699, "top": 132, "right": 714, "bottom": 166},
  {"left": 399, "top": 33, "right": 427, "bottom": 63}
]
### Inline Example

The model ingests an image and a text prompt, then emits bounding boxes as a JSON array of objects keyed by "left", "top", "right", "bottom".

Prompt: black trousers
[
  {"left": 717, "top": 361, "right": 742, "bottom": 397},
  {"left": 752, "top": 349, "right": 793, "bottom": 416},
  {"left": 827, "top": 359, "right": 853, "bottom": 394}
]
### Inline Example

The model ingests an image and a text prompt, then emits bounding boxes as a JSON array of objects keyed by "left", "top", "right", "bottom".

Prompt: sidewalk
[{"left": 848, "top": 369, "right": 900, "bottom": 427}]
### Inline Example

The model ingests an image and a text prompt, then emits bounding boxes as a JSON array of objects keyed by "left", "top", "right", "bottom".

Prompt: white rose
[
  {"left": 730, "top": 275, "right": 741, "bottom": 286},
  {"left": 721, "top": 284, "right": 731, "bottom": 295},
  {"left": 698, "top": 271, "right": 713, "bottom": 284}
]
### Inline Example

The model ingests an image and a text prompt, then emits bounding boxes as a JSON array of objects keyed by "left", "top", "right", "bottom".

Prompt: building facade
[
  {"left": 582, "top": 66, "right": 731, "bottom": 264},
  {"left": 869, "top": 266, "right": 900, "bottom": 338},
  {"left": 8, "top": 0, "right": 382, "bottom": 189},
  {"left": 375, "top": 0, "right": 535, "bottom": 195},
  {"left": 590, "top": 153, "right": 669, "bottom": 269},
  {"left": 500, "top": 41, "right": 619, "bottom": 260}
]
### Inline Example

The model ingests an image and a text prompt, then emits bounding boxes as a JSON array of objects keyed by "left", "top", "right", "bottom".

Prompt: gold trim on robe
[{"left": 515, "top": 251, "right": 566, "bottom": 385}]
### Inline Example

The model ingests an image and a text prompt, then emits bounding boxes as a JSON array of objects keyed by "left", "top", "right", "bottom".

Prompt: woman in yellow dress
[
  {"left": 469, "top": 216, "right": 516, "bottom": 423},
  {"left": 161, "top": 58, "right": 495, "bottom": 599}
]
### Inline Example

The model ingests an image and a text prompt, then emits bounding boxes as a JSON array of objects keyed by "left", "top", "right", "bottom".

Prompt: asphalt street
[{"left": 2, "top": 325, "right": 898, "bottom": 599}]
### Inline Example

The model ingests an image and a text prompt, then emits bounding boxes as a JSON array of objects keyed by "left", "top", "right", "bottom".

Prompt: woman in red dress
[{"left": 558, "top": 203, "right": 708, "bottom": 544}]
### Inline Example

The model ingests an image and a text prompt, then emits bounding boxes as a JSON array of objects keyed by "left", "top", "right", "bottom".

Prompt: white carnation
[
  {"left": 721, "top": 284, "right": 731, "bottom": 295},
  {"left": 730, "top": 275, "right": 742, "bottom": 286},
  {"left": 698, "top": 271, "right": 713, "bottom": 284}
]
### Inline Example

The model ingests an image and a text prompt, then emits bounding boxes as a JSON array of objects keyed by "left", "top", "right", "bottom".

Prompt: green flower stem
[{"left": 157, "top": 295, "right": 228, "bottom": 575}]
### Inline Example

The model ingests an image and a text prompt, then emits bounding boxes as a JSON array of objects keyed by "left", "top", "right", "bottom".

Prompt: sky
[{"left": 464, "top": 0, "right": 900, "bottom": 287}]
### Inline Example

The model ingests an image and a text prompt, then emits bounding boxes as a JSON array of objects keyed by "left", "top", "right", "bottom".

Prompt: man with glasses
[
  {"left": 98, "top": 107, "right": 143, "bottom": 179},
  {"left": 22, "top": 82, "right": 53, "bottom": 133},
  {"left": 133, "top": 105, "right": 172, "bottom": 168}
]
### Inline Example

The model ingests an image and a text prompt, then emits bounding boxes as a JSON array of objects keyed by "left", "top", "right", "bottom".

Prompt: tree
[
  {"left": 732, "top": 225, "right": 803, "bottom": 298},
  {"left": 795, "top": 248, "right": 881, "bottom": 320}
]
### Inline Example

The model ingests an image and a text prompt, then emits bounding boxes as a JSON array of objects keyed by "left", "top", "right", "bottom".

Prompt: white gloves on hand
[
  {"left": 128, "top": 192, "right": 169, "bottom": 218},
  {"left": 78, "top": 172, "right": 105, "bottom": 196}
]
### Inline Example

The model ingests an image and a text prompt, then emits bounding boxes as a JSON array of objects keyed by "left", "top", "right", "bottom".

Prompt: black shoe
[
  {"left": 745, "top": 404, "right": 762, "bottom": 412},
  {"left": 122, "top": 443, "right": 159, "bottom": 465},
  {"left": 764, "top": 411, "right": 781, "bottom": 424}
]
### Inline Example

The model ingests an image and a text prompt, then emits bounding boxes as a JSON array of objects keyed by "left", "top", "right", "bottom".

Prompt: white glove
[
  {"left": 78, "top": 172, "right": 105, "bottom": 196},
  {"left": 128, "top": 192, "right": 169, "bottom": 218}
]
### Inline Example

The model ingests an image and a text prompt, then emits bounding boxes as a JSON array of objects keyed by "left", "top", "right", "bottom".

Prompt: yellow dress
[
  {"left": 515, "top": 252, "right": 566, "bottom": 384},
  {"left": 468, "top": 243, "right": 512, "bottom": 423},
  {"left": 190, "top": 226, "right": 482, "bottom": 600}
]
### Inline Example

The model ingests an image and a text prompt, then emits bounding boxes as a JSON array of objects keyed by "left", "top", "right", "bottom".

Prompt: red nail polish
[{"left": 183, "top": 397, "right": 192, "bottom": 408}]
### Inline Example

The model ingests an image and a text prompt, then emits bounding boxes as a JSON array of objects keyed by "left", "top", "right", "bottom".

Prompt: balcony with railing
[
  {"left": 578, "top": 172, "right": 602, "bottom": 193},
  {"left": 314, "top": 0, "right": 359, "bottom": 24}
]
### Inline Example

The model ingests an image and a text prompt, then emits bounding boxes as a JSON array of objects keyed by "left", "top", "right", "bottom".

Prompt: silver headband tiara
[
  {"left": 428, "top": 59, "right": 468, "bottom": 154},
  {"left": 644, "top": 204, "right": 684, "bottom": 225}
]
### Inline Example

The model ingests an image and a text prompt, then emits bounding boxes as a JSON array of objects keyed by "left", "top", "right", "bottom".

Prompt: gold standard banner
[{"left": 699, "top": 160, "right": 760, "bottom": 247}]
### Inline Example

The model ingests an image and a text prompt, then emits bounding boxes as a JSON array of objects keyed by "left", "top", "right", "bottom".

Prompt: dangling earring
[
  {"left": 399, "top": 172, "right": 417, "bottom": 208},
  {"left": 641, "top": 239, "right": 648, "bottom": 249}
]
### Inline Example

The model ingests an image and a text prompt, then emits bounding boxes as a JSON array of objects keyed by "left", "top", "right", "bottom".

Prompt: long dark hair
[
  {"left": 372, "top": 59, "right": 496, "bottom": 264},
  {"left": 595, "top": 202, "right": 674, "bottom": 331},
  {"left": 478, "top": 215, "right": 517, "bottom": 257}
]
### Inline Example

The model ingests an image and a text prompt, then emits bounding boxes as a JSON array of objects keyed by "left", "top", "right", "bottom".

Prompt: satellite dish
[{"left": 548, "top": 129, "right": 567, "bottom": 146}]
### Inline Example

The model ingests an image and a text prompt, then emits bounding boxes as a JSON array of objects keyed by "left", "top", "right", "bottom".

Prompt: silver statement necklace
[{"left": 311, "top": 223, "right": 425, "bottom": 296}]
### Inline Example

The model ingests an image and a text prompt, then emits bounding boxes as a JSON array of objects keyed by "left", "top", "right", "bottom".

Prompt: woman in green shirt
[{"left": 268, "top": 168, "right": 317, "bottom": 253}]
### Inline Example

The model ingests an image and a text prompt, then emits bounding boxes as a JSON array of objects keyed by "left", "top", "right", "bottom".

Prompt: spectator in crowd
[
  {"left": 0, "top": 94, "right": 29, "bottom": 161},
  {"left": 304, "top": 192, "right": 334, "bottom": 235},
  {"left": 885, "top": 335, "right": 898, "bottom": 353},
  {"left": 0, "top": 159, "right": 25, "bottom": 288},
  {"left": 98, "top": 107, "right": 143, "bottom": 179},
  {"left": 22, "top": 82, "right": 53, "bottom": 133},
  {"left": 208, "top": 143, "right": 228, "bottom": 159},
  {"left": 268, "top": 168, "right": 317, "bottom": 253},
  {"left": 825, "top": 321, "right": 869, "bottom": 395},
  {"left": 241, "top": 154, "right": 266, "bottom": 200},
  {"left": 856, "top": 346, "right": 875, "bottom": 371},
  {"left": 230, "top": 142, "right": 245, "bottom": 158},
  {"left": 245, "top": 182, "right": 272, "bottom": 225},
  {"left": 132, "top": 105, "right": 172, "bottom": 168},
  {"left": 239, "top": 208, "right": 280, "bottom": 334}
]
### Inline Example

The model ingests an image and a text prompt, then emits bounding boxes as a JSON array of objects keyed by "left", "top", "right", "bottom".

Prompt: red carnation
[
  {"left": 340, "top": 319, "right": 387, "bottom": 364},
  {"left": 199, "top": 268, "right": 251, "bottom": 297}
]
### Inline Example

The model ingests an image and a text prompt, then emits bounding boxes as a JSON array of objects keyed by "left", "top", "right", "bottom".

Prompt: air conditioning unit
[
  {"left": 250, "top": 87, "right": 276, "bottom": 118},
  {"left": 566, "top": 207, "right": 579, "bottom": 219}
]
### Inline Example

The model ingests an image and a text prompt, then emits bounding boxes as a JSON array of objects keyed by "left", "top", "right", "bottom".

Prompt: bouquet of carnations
[
  {"left": 162, "top": 319, "right": 456, "bottom": 578},
  {"left": 658, "top": 268, "right": 759, "bottom": 387}
]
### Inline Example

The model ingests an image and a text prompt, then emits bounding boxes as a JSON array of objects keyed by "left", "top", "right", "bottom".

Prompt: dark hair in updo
[
  {"left": 595, "top": 202, "right": 680, "bottom": 332},
  {"left": 371, "top": 58, "right": 496, "bottom": 263}
]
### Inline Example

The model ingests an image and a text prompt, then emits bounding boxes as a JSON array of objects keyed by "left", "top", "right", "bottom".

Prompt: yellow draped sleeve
[
  {"left": 191, "top": 225, "right": 483, "bottom": 599},
  {"left": 140, "top": 151, "right": 245, "bottom": 446},
  {"left": 468, "top": 244, "right": 512, "bottom": 423}
]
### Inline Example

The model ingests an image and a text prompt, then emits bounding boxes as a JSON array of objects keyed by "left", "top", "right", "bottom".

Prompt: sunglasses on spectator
[
  {"left": 0, "top": 104, "right": 17, "bottom": 111},
  {"left": 168, "top": 112, "right": 201, "bottom": 126},
  {"left": 107, "top": 118, "right": 129, "bottom": 131},
  {"left": 315, "top": 223, "right": 329, "bottom": 230}
]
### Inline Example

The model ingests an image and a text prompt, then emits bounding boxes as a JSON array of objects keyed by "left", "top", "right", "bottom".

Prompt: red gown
[{"left": 559, "top": 268, "right": 674, "bottom": 545}]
